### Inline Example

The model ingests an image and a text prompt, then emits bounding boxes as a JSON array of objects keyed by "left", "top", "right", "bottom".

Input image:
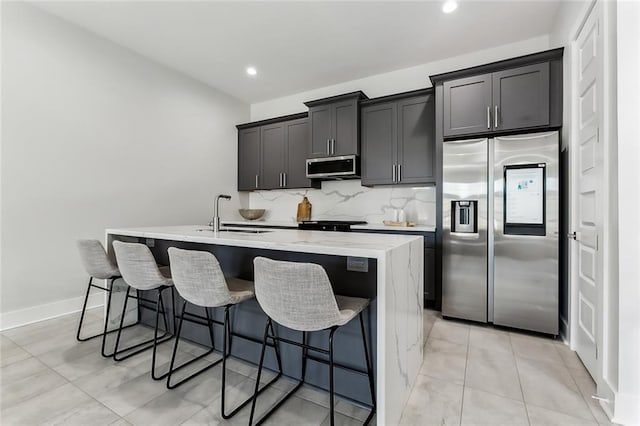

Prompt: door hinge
[{"left": 568, "top": 232, "right": 577, "bottom": 240}]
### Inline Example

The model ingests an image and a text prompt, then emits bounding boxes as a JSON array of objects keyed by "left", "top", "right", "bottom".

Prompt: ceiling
[{"left": 33, "top": 1, "right": 562, "bottom": 104}]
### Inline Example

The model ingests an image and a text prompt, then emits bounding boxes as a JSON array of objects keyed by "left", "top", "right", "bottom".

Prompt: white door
[{"left": 571, "top": 1, "right": 603, "bottom": 379}]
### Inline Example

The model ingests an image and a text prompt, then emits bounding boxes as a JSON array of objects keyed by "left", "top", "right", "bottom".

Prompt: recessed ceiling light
[
  {"left": 442, "top": 0, "right": 458, "bottom": 13},
  {"left": 246, "top": 66, "right": 257, "bottom": 76}
]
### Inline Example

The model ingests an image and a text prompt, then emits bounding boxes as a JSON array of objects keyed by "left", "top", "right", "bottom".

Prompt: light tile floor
[
  {"left": 401, "top": 310, "right": 617, "bottom": 426},
  {"left": 0, "top": 308, "right": 615, "bottom": 425}
]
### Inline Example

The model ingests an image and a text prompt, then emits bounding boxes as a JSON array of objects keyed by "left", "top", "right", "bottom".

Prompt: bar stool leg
[
  {"left": 76, "top": 277, "right": 94, "bottom": 341},
  {"left": 166, "top": 302, "right": 219, "bottom": 389},
  {"left": 113, "top": 287, "right": 173, "bottom": 362},
  {"left": 222, "top": 308, "right": 283, "bottom": 419},
  {"left": 113, "top": 286, "right": 131, "bottom": 359},
  {"left": 328, "top": 327, "right": 338, "bottom": 426},
  {"left": 360, "top": 312, "right": 376, "bottom": 425},
  {"left": 248, "top": 319, "right": 271, "bottom": 426},
  {"left": 100, "top": 278, "right": 115, "bottom": 357},
  {"left": 151, "top": 287, "right": 172, "bottom": 380}
]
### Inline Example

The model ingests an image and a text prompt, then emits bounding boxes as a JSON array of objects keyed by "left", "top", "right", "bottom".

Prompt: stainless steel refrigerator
[{"left": 442, "top": 131, "right": 558, "bottom": 335}]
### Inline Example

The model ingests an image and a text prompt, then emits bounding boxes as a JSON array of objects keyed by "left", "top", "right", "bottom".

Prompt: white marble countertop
[
  {"left": 222, "top": 220, "right": 436, "bottom": 233},
  {"left": 106, "top": 225, "right": 422, "bottom": 258}
]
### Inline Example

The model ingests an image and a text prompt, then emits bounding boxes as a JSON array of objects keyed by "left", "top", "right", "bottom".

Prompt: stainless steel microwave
[{"left": 305, "top": 155, "right": 360, "bottom": 179}]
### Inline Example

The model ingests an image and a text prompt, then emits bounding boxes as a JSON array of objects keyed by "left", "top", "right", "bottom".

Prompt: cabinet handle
[
  {"left": 327, "top": 139, "right": 331, "bottom": 155},
  {"left": 398, "top": 164, "right": 402, "bottom": 182},
  {"left": 279, "top": 173, "right": 282, "bottom": 187},
  {"left": 487, "top": 106, "right": 491, "bottom": 129},
  {"left": 392, "top": 164, "right": 396, "bottom": 182},
  {"left": 331, "top": 139, "right": 336, "bottom": 155},
  {"left": 283, "top": 173, "right": 287, "bottom": 187},
  {"left": 255, "top": 174, "right": 259, "bottom": 189},
  {"left": 494, "top": 105, "right": 499, "bottom": 128}
]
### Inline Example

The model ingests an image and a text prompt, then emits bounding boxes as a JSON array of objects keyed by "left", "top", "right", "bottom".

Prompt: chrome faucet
[{"left": 213, "top": 194, "right": 231, "bottom": 233}]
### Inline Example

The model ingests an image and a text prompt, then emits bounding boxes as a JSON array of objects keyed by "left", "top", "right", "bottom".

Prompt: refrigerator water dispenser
[{"left": 451, "top": 200, "right": 478, "bottom": 233}]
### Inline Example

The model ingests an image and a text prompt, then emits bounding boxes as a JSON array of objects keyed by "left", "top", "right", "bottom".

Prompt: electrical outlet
[{"left": 347, "top": 257, "right": 368, "bottom": 273}]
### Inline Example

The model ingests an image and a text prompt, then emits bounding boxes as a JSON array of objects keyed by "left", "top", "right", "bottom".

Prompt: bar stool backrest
[
  {"left": 113, "top": 241, "right": 171, "bottom": 290},
  {"left": 253, "top": 257, "right": 342, "bottom": 332},
  {"left": 77, "top": 239, "right": 119, "bottom": 279},
  {"left": 168, "top": 247, "right": 235, "bottom": 307}
]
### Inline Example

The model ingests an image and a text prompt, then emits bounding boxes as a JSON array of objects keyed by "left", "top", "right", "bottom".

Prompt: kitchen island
[{"left": 105, "top": 225, "right": 423, "bottom": 425}]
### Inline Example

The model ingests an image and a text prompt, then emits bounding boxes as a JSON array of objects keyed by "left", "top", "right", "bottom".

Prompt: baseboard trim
[
  {"left": 611, "top": 390, "right": 640, "bottom": 426},
  {"left": 0, "top": 293, "right": 104, "bottom": 331}
]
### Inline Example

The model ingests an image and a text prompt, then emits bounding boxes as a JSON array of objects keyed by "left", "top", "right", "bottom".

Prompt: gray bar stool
[
  {"left": 112, "top": 241, "right": 175, "bottom": 380},
  {"left": 250, "top": 257, "right": 376, "bottom": 426},
  {"left": 166, "top": 247, "right": 282, "bottom": 419},
  {"left": 76, "top": 239, "right": 127, "bottom": 357}
]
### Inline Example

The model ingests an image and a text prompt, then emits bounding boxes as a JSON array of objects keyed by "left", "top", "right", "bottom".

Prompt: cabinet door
[
  {"left": 237, "top": 127, "right": 261, "bottom": 191},
  {"left": 361, "top": 102, "right": 396, "bottom": 186},
  {"left": 492, "top": 62, "right": 550, "bottom": 131},
  {"left": 443, "top": 73, "right": 492, "bottom": 137},
  {"left": 308, "top": 105, "right": 332, "bottom": 158},
  {"left": 284, "top": 118, "right": 312, "bottom": 189},
  {"left": 333, "top": 98, "right": 359, "bottom": 156},
  {"left": 397, "top": 94, "right": 435, "bottom": 183},
  {"left": 260, "top": 124, "right": 285, "bottom": 190},
  {"left": 425, "top": 248, "right": 436, "bottom": 302}
]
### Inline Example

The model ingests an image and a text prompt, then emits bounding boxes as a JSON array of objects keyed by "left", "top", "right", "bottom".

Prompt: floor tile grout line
[
  {"left": 510, "top": 333, "right": 531, "bottom": 426},
  {"left": 458, "top": 328, "right": 470, "bottom": 426},
  {"left": 524, "top": 401, "right": 601, "bottom": 425},
  {"left": 564, "top": 354, "right": 601, "bottom": 423},
  {"left": 34, "top": 340, "right": 126, "bottom": 424}
]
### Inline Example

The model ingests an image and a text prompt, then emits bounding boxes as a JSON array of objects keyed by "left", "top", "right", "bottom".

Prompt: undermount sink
[{"left": 196, "top": 228, "right": 271, "bottom": 234}]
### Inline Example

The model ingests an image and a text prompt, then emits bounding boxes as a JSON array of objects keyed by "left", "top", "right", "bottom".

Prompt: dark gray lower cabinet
[
  {"left": 424, "top": 248, "right": 435, "bottom": 303},
  {"left": 237, "top": 127, "right": 261, "bottom": 191},
  {"left": 353, "top": 229, "right": 436, "bottom": 304},
  {"left": 361, "top": 90, "right": 435, "bottom": 186}
]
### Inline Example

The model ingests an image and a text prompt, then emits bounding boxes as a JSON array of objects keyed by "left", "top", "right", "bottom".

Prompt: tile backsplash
[{"left": 247, "top": 180, "right": 436, "bottom": 226}]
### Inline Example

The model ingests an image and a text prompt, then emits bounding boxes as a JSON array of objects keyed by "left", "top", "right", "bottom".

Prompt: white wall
[
  {"left": 251, "top": 36, "right": 550, "bottom": 120},
  {"left": 613, "top": 2, "right": 640, "bottom": 424},
  {"left": 0, "top": 3, "right": 249, "bottom": 328}
]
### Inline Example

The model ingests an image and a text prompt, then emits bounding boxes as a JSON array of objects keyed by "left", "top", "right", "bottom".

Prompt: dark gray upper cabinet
[
  {"left": 433, "top": 48, "right": 563, "bottom": 139},
  {"left": 443, "top": 74, "right": 492, "bottom": 138},
  {"left": 237, "top": 127, "right": 261, "bottom": 191},
  {"left": 304, "top": 91, "right": 367, "bottom": 158},
  {"left": 260, "top": 123, "right": 285, "bottom": 190},
  {"left": 284, "top": 118, "right": 313, "bottom": 189},
  {"left": 397, "top": 94, "right": 435, "bottom": 183},
  {"left": 361, "top": 90, "right": 435, "bottom": 186},
  {"left": 492, "top": 62, "right": 550, "bottom": 131},
  {"left": 308, "top": 105, "right": 332, "bottom": 157},
  {"left": 333, "top": 98, "right": 359, "bottom": 156},
  {"left": 361, "top": 102, "right": 397, "bottom": 185},
  {"left": 236, "top": 113, "right": 318, "bottom": 191}
]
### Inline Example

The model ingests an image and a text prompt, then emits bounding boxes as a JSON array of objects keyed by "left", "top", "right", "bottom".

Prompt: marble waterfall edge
[{"left": 247, "top": 180, "right": 436, "bottom": 226}]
